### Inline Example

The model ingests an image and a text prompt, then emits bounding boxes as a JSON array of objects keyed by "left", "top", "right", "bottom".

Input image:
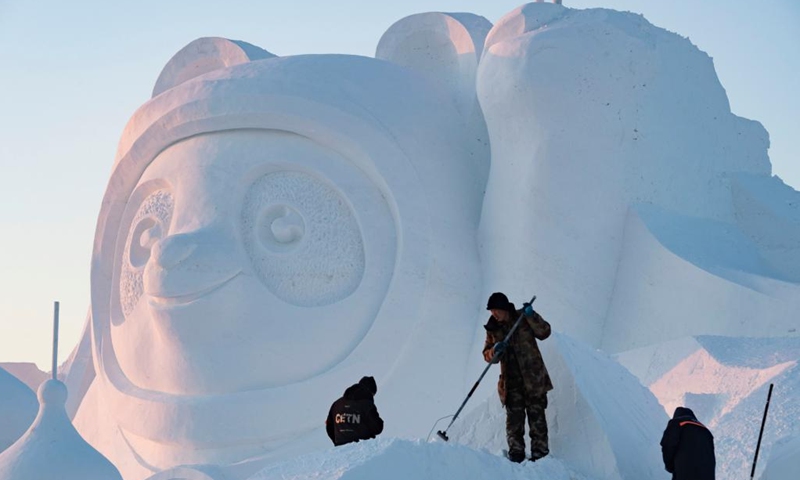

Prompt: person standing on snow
[
  {"left": 483, "top": 292, "right": 553, "bottom": 463},
  {"left": 660, "top": 406, "right": 716, "bottom": 480},
  {"left": 326, "top": 376, "right": 384, "bottom": 446}
]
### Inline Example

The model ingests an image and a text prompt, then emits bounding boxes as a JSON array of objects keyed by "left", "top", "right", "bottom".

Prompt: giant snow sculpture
[
  {"left": 476, "top": 3, "right": 800, "bottom": 353},
  {"left": 66, "top": 37, "right": 487, "bottom": 479},
  {"left": 53, "top": 3, "right": 800, "bottom": 479}
]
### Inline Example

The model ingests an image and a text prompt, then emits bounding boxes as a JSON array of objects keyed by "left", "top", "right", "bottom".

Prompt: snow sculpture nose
[{"left": 150, "top": 234, "right": 197, "bottom": 270}]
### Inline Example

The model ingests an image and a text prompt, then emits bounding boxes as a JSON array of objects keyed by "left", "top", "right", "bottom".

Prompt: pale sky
[{"left": 0, "top": 0, "right": 798, "bottom": 370}]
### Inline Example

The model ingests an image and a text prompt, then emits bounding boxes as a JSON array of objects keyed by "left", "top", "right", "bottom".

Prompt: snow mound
[
  {"left": 248, "top": 438, "right": 589, "bottom": 480},
  {"left": 0, "top": 368, "right": 37, "bottom": 453},
  {"left": 645, "top": 336, "right": 800, "bottom": 480},
  {"left": 0, "top": 379, "right": 122, "bottom": 480},
  {"left": 0, "top": 363, "right": 48, "bottom": 392},
  {"left": 760, "top": 434, "right": 800, "bottom": 480},
  {"left": 451, "top": 332, "right": 668, "bottom": 480}
]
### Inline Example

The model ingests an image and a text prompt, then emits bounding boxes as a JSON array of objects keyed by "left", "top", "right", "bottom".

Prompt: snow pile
[
  {"left": 248, "top": 438, "right": 589, "bottom": 480},
  {"left": 451, "top": 333, "right": 668, "bottom": 479},
  {"left": 760, "top": 434, "right": 800, "bottom": 480},
  {"left": 0, "top": 363, "right": 48, "bottom": 392},
  {"left": 0, "top": 379, "right": 122, "bottom": 480},
  {"left": 631, "top": 336, "right": 800, "bottom": 480},
  {"left": 0, "top": 368, "right": 37, "bottom": 453}
]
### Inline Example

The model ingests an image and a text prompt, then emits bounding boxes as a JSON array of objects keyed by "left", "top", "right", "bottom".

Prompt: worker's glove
[
  {"left": 523, "top": 302, "right": 535, "bottom": 317},
  {"left": 493, "top": 341, "right": 508, "bottom": 359}
]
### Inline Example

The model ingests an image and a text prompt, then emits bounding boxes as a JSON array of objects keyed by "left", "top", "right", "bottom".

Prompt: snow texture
[
  {"left": 760, "top": 434, "right": 800, "bottom": 480},
  {"left": 248, "top": 438, "right": 589, "bottom": 480}
]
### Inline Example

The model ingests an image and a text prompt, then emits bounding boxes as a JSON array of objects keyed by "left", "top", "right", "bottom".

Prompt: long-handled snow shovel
[{"left": 436, "top": 295, "right": 536, "bottom": 442}]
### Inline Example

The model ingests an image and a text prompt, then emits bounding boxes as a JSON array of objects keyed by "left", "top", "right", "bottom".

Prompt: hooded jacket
[
  {"left": 325, "top": 377, "right": 384, "bottom": 446},
  {"left": 660, "top": 407, "right": 716, "bottom": 480}
]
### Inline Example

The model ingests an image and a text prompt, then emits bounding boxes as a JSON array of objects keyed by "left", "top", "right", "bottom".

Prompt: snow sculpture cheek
[{"left": 110, "top": 131, "right": 393, "bottom": 395}]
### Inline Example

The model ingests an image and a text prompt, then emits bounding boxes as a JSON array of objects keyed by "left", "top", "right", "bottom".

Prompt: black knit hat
[
  {"left": 358, "top": 376, "right": 377, "bottom": 395},
  {"left": 486, "top": 292, "right": 511, "bottom": 310}
]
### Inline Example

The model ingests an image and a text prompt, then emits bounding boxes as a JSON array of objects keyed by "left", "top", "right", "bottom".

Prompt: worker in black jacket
[
  {"left": 660, "top": 406, "right": 716, "bottom": 480},
  {"left": 326, "top": 376, "right": 384, "bottom": 446}
]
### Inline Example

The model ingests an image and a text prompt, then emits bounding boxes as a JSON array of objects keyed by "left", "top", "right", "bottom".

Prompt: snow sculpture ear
[
  {"left": 152, "top": 37, "right": 276, "bottom": 97},
  {"left": 376, "top": 12, "right": 492, "bottom": 115},
  {"left": 483, "top": 2, "right": 566, "bottom": 53},
  {"left": 376, "top": 12, "right": 492, "bottom": 189}
]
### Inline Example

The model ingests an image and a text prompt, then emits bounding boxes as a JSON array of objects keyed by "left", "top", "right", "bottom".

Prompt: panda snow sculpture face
[{"left": 111, "top": 130, "right": 395, "bottom": 394}]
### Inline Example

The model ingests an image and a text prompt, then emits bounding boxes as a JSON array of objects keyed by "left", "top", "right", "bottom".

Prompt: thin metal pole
[
  {"left": 52, "top": 301, "right": 60, "bottom": 380},
  {"left": 437, "top": 295, "right": 536, "bottom": 441},
  {"left": 750, "top": 383, "right": 774, "bottom": 479}
]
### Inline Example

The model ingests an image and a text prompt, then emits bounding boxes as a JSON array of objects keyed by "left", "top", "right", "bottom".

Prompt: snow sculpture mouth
[{"left": 147, "top": 271, "right": 241, "bottom": 308}]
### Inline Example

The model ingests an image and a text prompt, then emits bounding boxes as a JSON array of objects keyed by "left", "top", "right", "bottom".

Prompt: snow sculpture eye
[
  {"left": 120, "top": 189, "right": 174, "bottom": 317},
  {"left": 241, "top": 171, "right": 365, "bottom": 307}
]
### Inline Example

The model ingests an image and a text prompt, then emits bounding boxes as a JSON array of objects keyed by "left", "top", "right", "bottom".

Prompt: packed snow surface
[{"left": 248, "top": 438, "right": 591, "bottom": 480}]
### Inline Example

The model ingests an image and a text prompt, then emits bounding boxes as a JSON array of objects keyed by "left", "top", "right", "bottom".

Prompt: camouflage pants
[{"left": 505, "top": 388, "right": 549, "bottom": 460}]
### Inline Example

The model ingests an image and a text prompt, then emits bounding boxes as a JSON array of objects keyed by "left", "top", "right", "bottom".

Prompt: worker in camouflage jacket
[{"left": 482, "top": 292, "right": 553, "bottom": 463}]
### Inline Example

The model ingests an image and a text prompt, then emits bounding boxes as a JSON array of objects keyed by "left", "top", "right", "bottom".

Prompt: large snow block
[
  {"left": 603, "top": 207, "right": 800, "bottom": 353},
  {"left": 450, "top": 332, "right": 668, "bottom": 480},
  {"left": 477, "top": 3, "right": 780, "bottom": 352},
  {"left": 732, "top": 173, "right": 800, "bottom": 283}
]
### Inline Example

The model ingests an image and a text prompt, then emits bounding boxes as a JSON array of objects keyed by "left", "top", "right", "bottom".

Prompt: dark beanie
[
  {"left": 486, "top": 292, "right": 511, "bottom": 310},
  {"left": 359, "top": 376, "right": 377, "bottom": 395}
]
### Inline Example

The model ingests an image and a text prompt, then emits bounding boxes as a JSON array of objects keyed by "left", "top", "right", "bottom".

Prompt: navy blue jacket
[
  {"left": 660, "top": 407, "right": 715, "bottom": 480},
  {"left": 326, "top": 383, "right": 383, "bottom": 446}
]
